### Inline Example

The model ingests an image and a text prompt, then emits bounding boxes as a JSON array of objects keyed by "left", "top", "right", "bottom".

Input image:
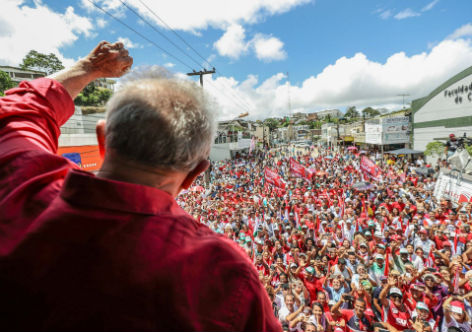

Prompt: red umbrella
[{"left": 347, "top": 146, "right": 357, "bottom": 151}]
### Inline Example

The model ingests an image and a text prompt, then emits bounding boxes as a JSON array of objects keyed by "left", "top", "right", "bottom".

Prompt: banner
[
  {"left": 264, "top": 167, "right": 286, "bottom": 188},
  {"left": 290, "top": 158, "right": 314, "bottom": 181},
  {"left": 434, "top": 171, "right": 472, "bottom": 205},
  {"left": 360, "top": 156, "right": 382, "bottom": 181},
  {"left": 290, "top": 158, "right": 305, "bottom": 177}
]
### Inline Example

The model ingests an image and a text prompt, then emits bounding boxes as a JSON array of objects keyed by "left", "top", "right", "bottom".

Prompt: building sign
[
  {"left": 415, "top": 73, "right": 472, "bottom": 124},
  {"left": 365, "top": 116, "right": 409, "bottom": 145},
  {"left": 365, "top": 121, "right": 382, "bottom": 144},
  {"left": 443, "top": 80, "right": 472, "bottom": 105}
]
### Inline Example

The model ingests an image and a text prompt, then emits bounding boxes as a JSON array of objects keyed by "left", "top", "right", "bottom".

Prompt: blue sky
[{"left": 1, "top": 0, "right": 472, "bottom": 119}]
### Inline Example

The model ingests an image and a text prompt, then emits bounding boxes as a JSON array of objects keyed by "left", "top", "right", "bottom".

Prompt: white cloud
[
  {"left": 379, "top": 10, "right": 392, "bottom": 20},
  {"left": 96, "top": 17, "right": 108, "bottom": 28},
  {"left": 117, "top": 37, "right": 141, "bottom": 49},
  {"left": 203, "top": 37, "right": 472, "bottom": 120},
  {"left": 164, "top": 62, "right": 175, "bottom": 68},
  {"left": 394, "top": 8, "right": 420, "bottom": 20},
  {"left": 213, "top": 24, "right": 248, "bottom": 59},
  {"left": 447, "top": 23, "right": 472, "bottom": 40},
  {"left": 214, "top": 26, "right": 287, "bottom": 62},
  {"left": 0, "top": 1, "right": 93, "bottom": 67},
  {"left": 251, "top": 34, "right": 287, "bottom": 61},
  {"left": 93, "top": 0, "right": 311, "bottom": 32},
  {"left": 422, "top": 0, "right": 439, "bottom": 12}
]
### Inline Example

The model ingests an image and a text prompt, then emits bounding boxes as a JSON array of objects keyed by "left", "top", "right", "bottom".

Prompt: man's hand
[
  {"left": 84, "top": 41, "right": 133, "bottom": 78},
  {"left": 50, "top": 40, "right": 133, "bottom": 100}
]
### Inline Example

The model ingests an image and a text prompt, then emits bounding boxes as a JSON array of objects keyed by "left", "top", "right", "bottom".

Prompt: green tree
[
  {"left": 362, "top": 107, "right": 381, "bottom": 118},
  {"left": 345, "top": 106, "right": 359, "bottom": 119},
  {"left": 424, "top": 141, "right": 444, "bottom": 157},
  {"left": 20, "top": 50, "right": 64, "bottom": 75},
  {"left": 74, "top": 82, "right": 112, "bottom": 106},
  {"left": 264, "top": 118, "right": 280, "bottom": 131},
  {"left": 0, "top": 70, "right": 15, "bottom": 96}
]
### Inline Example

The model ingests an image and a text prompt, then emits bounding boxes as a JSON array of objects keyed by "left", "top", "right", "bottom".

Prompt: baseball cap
[
  {"left": 411, "top": 282, "right": 425, "bottom": 291},
  {"left": 375, "top": 253, "right": 384, "bottom": 260},
  {"left": 400, "top": 248, "right": 408, "bottom": 255},
  {"left": 374, "top": 232, "right": 382, "bottom": 238},
  {"left": 377, "top": 244, "right": 386, "bottom": 250},
  {"left": 359, "top": 242, "right": 368, "bottom": 248},
  {"left": 389, "top": 287, "right": 403, "bottom": 297},
  {"left": 290, "top": 262, "right": 298, "bottom": 268},
  {"left": 450, "top": 301, "right": 465, "bottom": 314},
  {"left": 306, "top": 266, "right": 315, "bottom": 275},
  {"left": 416, "top": 302, "right": 429, "bottom": 312}
]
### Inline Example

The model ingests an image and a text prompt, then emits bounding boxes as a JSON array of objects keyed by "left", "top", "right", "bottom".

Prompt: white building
[
  {"left": 412, "top": 65, "right": 472, "bottom": 151},
  {"left": 0, "top": 65, "right": 46, "bottom": 85},
  {"left": 314, "top": 109, "right": 343, "bottom": 119}
]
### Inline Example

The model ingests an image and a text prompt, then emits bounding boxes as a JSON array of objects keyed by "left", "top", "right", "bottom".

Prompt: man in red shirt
[{"left": 0, "top": 41, "right": 280, "bottom": 331}]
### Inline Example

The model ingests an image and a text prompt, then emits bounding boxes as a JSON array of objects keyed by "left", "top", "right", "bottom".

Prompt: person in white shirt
[{"left": 414, "top": 229, "right": 435, "bottom": 256}]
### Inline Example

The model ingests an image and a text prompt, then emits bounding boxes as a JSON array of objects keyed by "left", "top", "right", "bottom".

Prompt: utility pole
[
  {"left": 398, "top": 93, "right": 410, "bottom": 109},
  {"left": 186, "top": 68, "right": 216, "bottom": 87},
  {"left": 187, "top": 68, "right": 215, "bottom": 185}
]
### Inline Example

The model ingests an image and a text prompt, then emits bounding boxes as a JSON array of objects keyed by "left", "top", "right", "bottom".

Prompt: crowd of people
[{"left": 178, "top": 144, "right": 472, "bottom": 332}]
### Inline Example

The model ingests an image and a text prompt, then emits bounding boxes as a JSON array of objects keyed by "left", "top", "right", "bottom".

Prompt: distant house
[
  {"left": 94, "top": 78, "right": 116, "bottom": 91},
  {"left": 314, "top": 109, "right": 343, "bottom": 119},
  {"left": 0, "top": 65, "right": 46, "bottom": 85}
]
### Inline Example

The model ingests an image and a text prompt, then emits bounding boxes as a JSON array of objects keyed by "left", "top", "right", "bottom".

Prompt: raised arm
[{"left": 50, "top": 41, "right": 132, "bottom": 100}]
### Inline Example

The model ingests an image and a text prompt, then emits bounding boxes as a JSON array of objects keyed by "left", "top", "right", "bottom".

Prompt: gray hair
[{"left": 105, "top": 74, "right": 216, "bottom": 172}]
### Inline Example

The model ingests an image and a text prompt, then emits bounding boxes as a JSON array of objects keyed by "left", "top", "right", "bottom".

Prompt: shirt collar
[{"left": 60, "top": 169, "right": 183, "bottom": 216}]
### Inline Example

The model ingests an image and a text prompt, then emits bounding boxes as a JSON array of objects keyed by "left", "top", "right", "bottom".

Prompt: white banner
[{"left": 434, "top": 171, "right": 472, "bottom": 204}]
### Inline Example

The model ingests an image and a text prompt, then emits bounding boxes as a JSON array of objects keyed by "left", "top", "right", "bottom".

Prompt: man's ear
[
  {"left": 181, "top": 159, "right": 210, "bottom": 190},
  {"left": 96, "top": 120, "right": 106, "bottom": 159}
]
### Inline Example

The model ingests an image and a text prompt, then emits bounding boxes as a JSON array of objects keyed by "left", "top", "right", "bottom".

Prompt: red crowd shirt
[
  {"left": 0, "top": 79, "right": 281, "bottom": 332},
  {"left": 383, "top": 300, "right": 411, "bottom": 331}
]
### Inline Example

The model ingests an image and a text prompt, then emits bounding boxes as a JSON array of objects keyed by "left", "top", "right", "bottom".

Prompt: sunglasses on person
[{"left": 391, "top": 294, "right": 402, "bottom": 300}]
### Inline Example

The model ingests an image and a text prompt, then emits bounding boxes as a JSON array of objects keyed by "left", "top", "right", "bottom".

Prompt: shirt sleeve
[{"left": 0, "top": 78, "right": 75, "bottom": 156}]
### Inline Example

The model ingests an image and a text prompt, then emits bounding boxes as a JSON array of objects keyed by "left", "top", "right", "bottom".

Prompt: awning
[{"left": 387, "top": 148, "right": 423, "bottom": 155}]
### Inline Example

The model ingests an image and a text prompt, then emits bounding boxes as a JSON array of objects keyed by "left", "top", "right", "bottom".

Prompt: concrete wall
[{"left": 210, "top": 143, "right": 231, "bottom": 161}]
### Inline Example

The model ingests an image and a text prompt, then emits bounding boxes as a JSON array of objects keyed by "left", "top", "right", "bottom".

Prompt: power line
[
  {"left": 88, "top": 0, "right": 254, "bottom": 114},
  {"left": 86, "top": 0, "right": 194, "bottom": 71},
  {"left": 134, "top": 0, "right": 255, "bottom": 113},
  {"left": 119, "top": 0, "right": 204, "bottom": 70},
  {"left": 136, "top": 0, "right": 213, "bottom": 69}
]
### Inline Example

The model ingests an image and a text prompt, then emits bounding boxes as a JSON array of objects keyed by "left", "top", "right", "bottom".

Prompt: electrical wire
[
  {"left": 86, "top": 0, "right": 194, "bottom": 71},
  {"left": 88, "top": 0, "right": 254, "bottom": 114},
  {"left": 119, "top": 0, "right": 204, "bottom": 70},
  {"left": 134, "top": 0, "right": 255, "bottom": 113}
]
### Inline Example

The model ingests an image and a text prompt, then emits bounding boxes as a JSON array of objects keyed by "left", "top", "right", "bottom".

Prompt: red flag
[
  {"left": 361, "top": 197, "right": 366, "bottom": 213},
  {"left": 384, "top": 247, "right": 391, "bottom": 277}
]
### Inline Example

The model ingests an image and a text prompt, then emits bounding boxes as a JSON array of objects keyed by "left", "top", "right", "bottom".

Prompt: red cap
[{"left": 450, "top": 133, "right": 455, "bottom": 138}]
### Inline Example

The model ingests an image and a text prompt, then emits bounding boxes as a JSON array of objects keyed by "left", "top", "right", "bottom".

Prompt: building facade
[
  {"left": 0, "top": 65, "right": 46, "bottom": 85},
  {"left": 412, "top": 65, "right": 472, "bottom": 151}
]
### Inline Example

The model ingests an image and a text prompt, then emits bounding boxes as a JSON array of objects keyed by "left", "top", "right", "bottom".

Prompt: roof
[
  {"left": 388, "top": 148, "right": 423, "bottom": 155},
  {"left": 0, "top": 65, "right": 46, "bottom": 75}
]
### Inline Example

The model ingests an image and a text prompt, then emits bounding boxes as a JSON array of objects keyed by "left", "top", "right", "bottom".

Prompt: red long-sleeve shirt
[{"left": 0, "top": 78, "right": 281, "bottom": 331}]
